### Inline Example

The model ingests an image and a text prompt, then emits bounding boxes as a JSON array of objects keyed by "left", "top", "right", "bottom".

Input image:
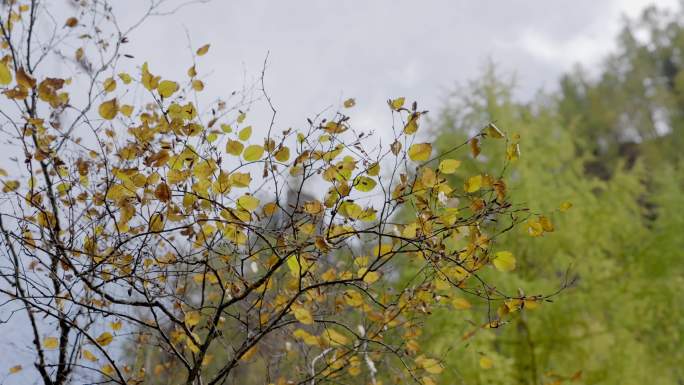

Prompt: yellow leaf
[
  {"left": 101, "top": 364, "right": 115, "bottom": 376},
  {"left": 292, "top": 305, "right": 313, "bottom": 325},
  {"left": 408, "top": 143, "right": 432, "bottom": 162},
  {"left": 420, "top": 358, "right": 443, "bottom": 374},
  {"left": 118, "top": 72, "right": 132, "bottom": 84},
  {"left": 119, "top": 104, "right": 133, "bottom": 117},
  {"left": 95, "top": 332, "right": 113, "bottom": 346},
  {"left": 192, "top": 79, "right": 204, "bottom": 91},
  {"left": 492, "top": 251, "right": 515, "bottom": 272},
  {"left": 238, "top": 126, "right": 252, "bottom": 141},
  {"left": 390, "top": 97, "right": 405, "bottom": 110},
  {"left": 560, "top": 201, "right": 573, "bottom": 212},
  {"left": 507, "top": 143, "right": 520, "bottom": 161},
  {"left": 237, "top": 194, "right": 259, "bottom": 212},
  {"left": 274, "top": 146, "right": 290, "bottom": 162},
  {"left": 404, "top": 112, "right": 420, "bottom": 134},
  {"left": 43, "top": 337, "right": 59, "bottom": 349},
  {"left": 230, "top": 172, "right": 251, "bottom": 188},
  {"left": 539, "top": 215, "right": 554, "bottom": 232},
  {"left": 339, "top": 201, "right": 362, "bottom": 219},
  {"left": 98, "top": 98, "right": 118, "bottom": 120},
  {"left": 0, "top": 61, "right": 12, "bottom": 85},
  {"left": 158, "top": 80, "right": 179, "bottom": 98},
  {"left": 109, "top": 320, "right": 122, "bottom": 331},
  {"left": 9, "top": 365, "right": 22, "bottom": 374},
  {"left": 82, "top": 349, "right": 98, "bottom": 362},
  {"left": 196, "top": 44, "right": 210, "bottom": 56},
  {"left": 149, "top": 213, "right": 165, "bottom": 232},
  {"left": 367, "top": 162, "right": 380, "bottom": 176},
  {"left": 322, "top": 328, "right": 349, "bottom": 347},
  {"left": 243, "top": 145, "right": 264, "bottom": 161},
  {"left": 485, "top": 122, "right": 504, "bottom": 138},
  {"left": 185, "top": 311, "right": 201, "bottom": 327},
  {"left": 343, "top": 98, "right": 355, "bottom": 108},
  {"left": 354, "top": 176, "right": 376, "bottom": 192},
  {"left": 103, "top": 77, "right": 116, "bottom": 93},
  {"left": 286, "top": 255, "right": 300, "bottom": 277},
  {"left": 2, "top": 180, "right": 20, "bottom": 193},
  {"left": 527, "top": 219, "right": 544, "bottom": 237},
  {"left": 344, "top": 289, "right": 364, "bottom": 307},
  {"left": 362, "top": 270, "right": 380, "bottom": 284},
  {"left": 470, "top": 137, "right": 481, "bottom": 158},
  {"left": 452, "top": 297, "right": 472, "bottom": 310},
  {"left": 226, "top": 139, "right": 244, "bottom": 156},
  {"left": 438, "top": 159, "right": 461, "bottom": 174},
  {"left": 304, "top": 200, "right": 324, "bottom": 215},
  {"left": 479, "top": 356, "right": 493, "bottom": 369},
  {"left": 240, "top": 346, "right": 257, "bottom": 362},
  {"left": 141, "top": 62, "right": 159, "bottom": 90},
  {"left": 464, "top": 175, "right": 482, "bottom": 193}
]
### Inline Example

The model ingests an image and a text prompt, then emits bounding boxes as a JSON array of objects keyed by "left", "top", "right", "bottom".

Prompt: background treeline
[{"left": 421, "top": 5, "right": 684, "bottom": 385}]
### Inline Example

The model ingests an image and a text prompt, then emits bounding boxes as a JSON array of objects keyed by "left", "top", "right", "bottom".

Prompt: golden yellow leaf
[
  {"left": 322, "top": 328, "right": 349, "bottom": 347},
  {"left": 408, "top": 143, "right": 432, "bottom": 162},
  {"left": 82, "top": 349, "right": 98, "bottom": 362},
  {"left": 103, "top": 77, "right": 116, "bottom": 93},
  {"left": 98, "top": 98, "right": 118, "bottom": 120},
  {"left": 539, "top": 215, "right": 554, "bottom": 232},
  {"left": 149, "top": 213, "right": 164, "bottom": 232},
  {"left": 486, "top": 122, "right": 504, "bottom": 138},
  {"left": 9, "top": 365, "right": 22, "bottom": 374},
  {"left": 344, "top": 289, "right": 364, "bottom": 307},
  {"left": 238, "top": 126, "right": 252, "bottom": 141},
  {"left": 237, "top": 194, "right": 259, "bottom": 212},
  {"left": 470, "top": 137, "right": 481, "bottom": 158},
  {"left": 354, "top": 176, "right": 377, "bottom": 192},
  {"left": 43, "top": 336, "right": 59, "bottom": 350},
  {"left": 464, "top": 175, "right": 482, "bottom": 193},
  {"left": 243, "top": 145, "right": 264, "bottom": 161},
  {"left": 230, "top": 172, "right": 251, "bottom": 188},
  {"left": 362, "top": 270, "right": 380, "bottom": 284},
  {"left": 101, "top": 364, "right": 115, "bottom": 376},
  {"left": 226, "top": 139, "right": 244, "bottom": 156},
  {"left": 479, "top": 356, "right": 493, "bottom": 369},
  {"left": 240, "top": 346, "right": 257, "bottom": 362},
  {"left": 560, "top": 201, "right": 573, "bottom": 212},
  {"left": 185, "top": 311, "right": 201, "bottom": 327},
  {"left": 404, "top": 112, "right": 420, "bottom": 134},
  {"left": 438, "top": 159, "right": 461, "bottom": 174},
  {"left": 292, "top": 305, "right": 313, "bottom": 325},
  {"left": 119, "top": 104, "right": 133, "bottom": 117},
  {"left": 196, "top": 44, "right": 210, "bottom": 56},
  {"left": 0, "top": 61, "right": 12, "bottom": 85},
  {"left": 452, "top": 297, "right": 472, "bottom": 310},
  {"left": 274, "top": 146, "right": 290, "bottom": 162},
  {"left": 2, "top": 180, "right": 20, "bottom": 193},
  {"left": 390, "top": 97, "right": 405, "bottom": 110},
  {"left": 420, "top": 358, "right": 443, "bottom": 374},
  {"left": 118, "top": 72, "right": 132, "bottom": 84},
  {"left": 492, "top": 251, "right": 515, "bottom": 272},
  {"left": 158, "top": 80, "right": 179, "bottom": 98},
  {"left": 109, "top": 320, "right": 122, "bottom": 331},
  {"left": 95, "top": 332, "right": 113, "bottom": 346}
]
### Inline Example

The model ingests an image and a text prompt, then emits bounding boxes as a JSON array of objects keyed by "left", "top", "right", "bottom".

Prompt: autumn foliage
[{"left": 0, "top": 2, "right": 561, "bottom": 384}]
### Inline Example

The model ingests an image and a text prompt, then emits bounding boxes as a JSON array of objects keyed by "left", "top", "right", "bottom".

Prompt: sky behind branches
[
  {"left": 117, "top": 0, "right": 679, "bottom": 135},
  {"left": 0, "top": 0, "right": 680, "bottom": 382}
]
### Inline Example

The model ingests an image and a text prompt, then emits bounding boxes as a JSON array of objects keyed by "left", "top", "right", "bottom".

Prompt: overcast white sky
[
  {"left": 1, "top": 0, "right": 681, "bottom": 383},
  {"left": 115, "top": 0, "right": 680, "bottom": 135}
]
